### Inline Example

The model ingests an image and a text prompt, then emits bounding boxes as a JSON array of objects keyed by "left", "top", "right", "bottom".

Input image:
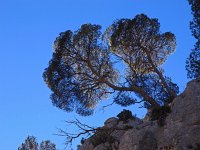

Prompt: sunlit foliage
[
  {"left": 40, "top": 140, "right": 56, "bottom": 150},
  {"left": 18, "top": 136, "right": 56, "bottom": 150},
  {"left": 18, "top": 136, "right": 38, "bottom": 150},
  {"left": 43, "top": 14, "right": 179, "bottom": 116}
]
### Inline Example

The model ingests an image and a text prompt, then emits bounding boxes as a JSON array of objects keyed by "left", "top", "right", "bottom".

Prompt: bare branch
[
  {"left": 55, "top": 120, "right": 97, "bottom": 146},
  {"left": 55, "top": 118, "right": 135, "bottom": 147}
]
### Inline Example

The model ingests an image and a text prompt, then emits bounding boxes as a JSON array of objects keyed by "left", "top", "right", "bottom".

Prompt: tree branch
[
  {"left": 139, "top": 44, "right": 177, "bottom": 98},
  {"left": 86, "top": 59, "right": 160, "bottom": 108}
]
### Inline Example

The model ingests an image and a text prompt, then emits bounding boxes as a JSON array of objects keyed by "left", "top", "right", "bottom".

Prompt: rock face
[{"left": 78, "top": 79, "right": 200, "bottom": 150}]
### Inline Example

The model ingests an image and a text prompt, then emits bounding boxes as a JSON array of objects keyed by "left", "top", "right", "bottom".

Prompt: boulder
[{"left": 104, "top": 117, "right": 118, "bottom": 128}]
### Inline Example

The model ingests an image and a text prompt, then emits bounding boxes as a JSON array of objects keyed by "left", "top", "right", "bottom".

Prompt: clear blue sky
[{"left": 0, "top": 0, "right": 193, "bottom": 149}]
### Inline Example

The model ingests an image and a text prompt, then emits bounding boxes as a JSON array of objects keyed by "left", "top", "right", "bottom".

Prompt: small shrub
[
  {"left": 80, "top": 138, "right": 86, "bottom": 144},
  {"left": 117, "top": 109, "right": 135, "bottom": 122}
]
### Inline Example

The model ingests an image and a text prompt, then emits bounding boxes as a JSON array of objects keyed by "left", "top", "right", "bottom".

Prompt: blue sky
[{"left": 0, "top": 0, "right": 193, "bottom": 149}]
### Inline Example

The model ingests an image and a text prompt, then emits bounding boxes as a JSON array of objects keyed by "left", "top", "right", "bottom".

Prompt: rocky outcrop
[{"left": 78, "top": 79, "right": 200, "bottom": 150}]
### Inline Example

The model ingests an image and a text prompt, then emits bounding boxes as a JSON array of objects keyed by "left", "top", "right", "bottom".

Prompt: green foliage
[
  {"left": 39, "top": 140, "right": 56, "bottom": 150},
  {"left": 129, "top": 75, "right": 179, "bottom": 106},
  {"left": 43, "top": 14, "right": 179, "bottom": 116},
  {"left": 117, "top": 109, "right": 134, "bottom": 122},
  {"left": 80, "top": 138, "right": 86, "bottom": 145},
  {"left": 18, "top": 136, "right": 38, "bottom": 150},
  {"left": 186, "top": 0, "right": 200, "bottom": 79},
  {"left": 18, "top": 136, "right": 56, "bottom": 150},
  {"left": 104, "top": 14, "right": 176, "bottom": 74},
  {"left": 43, "top": 25, "right": 118, "bottom": 116}
]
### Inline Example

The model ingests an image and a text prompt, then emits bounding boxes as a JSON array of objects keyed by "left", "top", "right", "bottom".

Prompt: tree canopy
[
  {"left": 18, "top": 136, "right": 38, "bottom": 150},
  {"left": 43, "top": 14, "right": 179, "bottom": 116},
  {"left": 186, "top": 0, "right": 200, "bottom": 79},
  {"left": 39, "top": 140, "right": 56, "bottom": 150},
  {"left": 18, "top": 136, "right": 56, "bottom": 150}
]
